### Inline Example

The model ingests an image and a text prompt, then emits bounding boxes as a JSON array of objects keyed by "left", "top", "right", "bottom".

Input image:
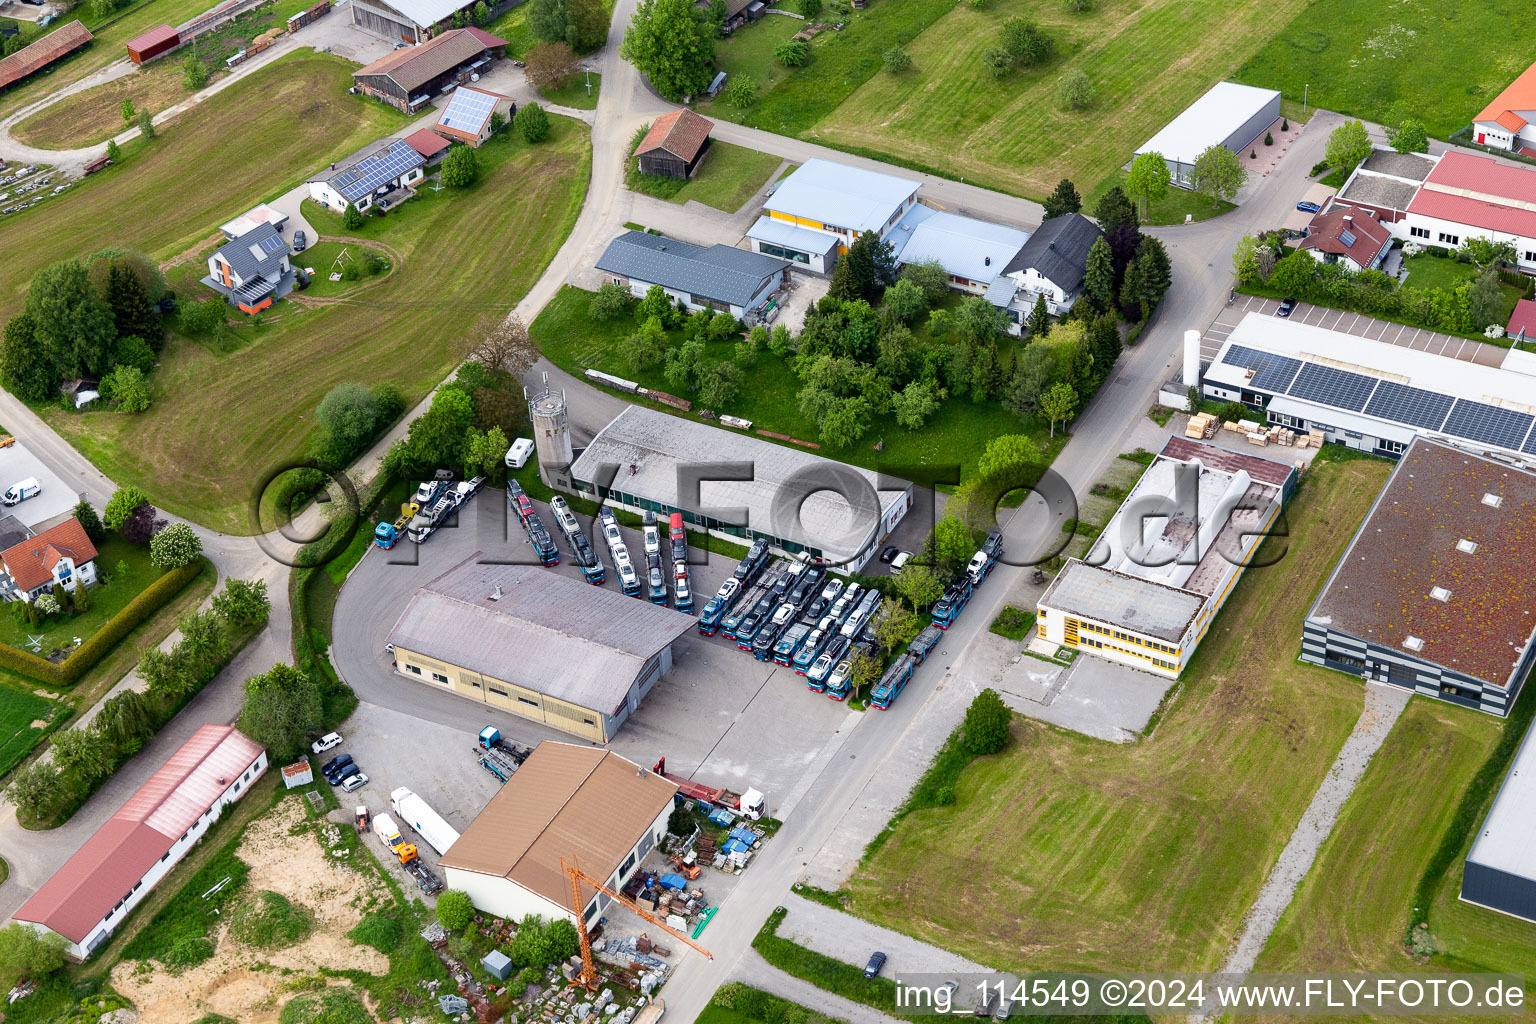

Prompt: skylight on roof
[
  {"left": 1340, "top": 229, "right": 1357, "bottom": 248},
  {"left": 1458, "top": 538, "right": 1479, "bottom": 554},
  {"left": 1405, "top": 635, "right": 1425, "bottom": 651},
  {"left": 1431, "top": 586, "right": 1452, "bottom": 602},
  {"left": 1483, "top": 493, "right": 1504, "bottom": 507}
]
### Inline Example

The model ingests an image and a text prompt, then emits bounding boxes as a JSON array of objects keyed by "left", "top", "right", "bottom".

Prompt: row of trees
[
  {"left": 8, "top": 576, "right": 267, "bottom": 823},
  {"left": 1233, "top": 233, "right": 1512, "bottom": 336},
  {"left": 1, "top": 251, "right": 166, "bottom": 411},
  {"left": 1127, "top": 144, "right": 1243, "bottom": 215}
]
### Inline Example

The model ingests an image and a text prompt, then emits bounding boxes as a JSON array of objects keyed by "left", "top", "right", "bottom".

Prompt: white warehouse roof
[
  {"left": 888, "top": 205, "right": 1028, "bottom": 284},
  {"left": 1136, "top": 81, "right": 1281, "bottom": 165},
  {"left": 764, "top": 158, "right": 919, "bottom": 235}
]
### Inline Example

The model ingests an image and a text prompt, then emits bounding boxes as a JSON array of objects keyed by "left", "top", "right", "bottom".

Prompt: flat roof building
[
  {"left": 1134, "top": 81, "right": 1280, "bottom": 186},
  {"left": 14, "top": 725, "right": 266, "bottom": 959},
  {"left": 1463, "top": 722, "right": 1536, "bottom": 920},
  {"left": 1302, "top": 437, "right": 1536, "bottom": 716},
  {"left": 595, "top": 230, "right": 791, "bottom": 319},
  {"left": 747, "top": 158, "right": 920, "bottom": 273},
  {"left": 1204, "top": 312, "right": 1536, "bottom": 464},
  {"left": 386, "top": 554, "right": 695, "bottom": 741},
  {"left": 886, "top": 204, "right": 1029, "bottom": 305},
  {"left": 566, "top": 405, "right": 913, "bottom": 573},
  {"left": 1037, "top": 437, "right": 1296, "bottom": 678},
  {"left": 439, "top": 743, "right": 676, "bottom": 925}
]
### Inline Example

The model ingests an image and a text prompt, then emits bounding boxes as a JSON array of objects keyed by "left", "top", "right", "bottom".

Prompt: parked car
[
  {"left": 325, "top": 761, "right": 358, "bottom": 786},
  {"left": 878, "top": 545, "right": 900, "bottom": 564},
  {"left": 293, "top": 230, "right": 307, "bottom": 252},
  {"left": 321, "top": 752, "right": 352, "bottom": 776},
  {"left": 863, "top": 952, "right": 887, "bottom": 978},
  {"left": 1295, "top": 200, "right": 1321, "bottom": 213},
  {"left": 974, "top": 991, "right": 995, "bottom": 1018},
  {"left": 340, "top": 772, "right": 369, "bottom": 793},
  {"left": 889, "top": 551, "right": 913, "bottom": 576},
  {"left": 1277, "top": 296, "right": 1297, "bottom": 318},
  {"left": 311, "top": 731, "right": 343, "bottom": 754}
]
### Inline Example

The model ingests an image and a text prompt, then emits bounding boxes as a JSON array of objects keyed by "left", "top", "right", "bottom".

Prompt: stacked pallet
[{"left": 1185, "top": 412, "right": 1218, "bottom": 439}]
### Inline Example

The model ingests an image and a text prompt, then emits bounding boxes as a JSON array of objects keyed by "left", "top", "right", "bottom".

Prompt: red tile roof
[
  {"left": 1298, "top": 206, "right": 1392, "bottom": 268},
  {"left": 14, "top": 726, "right": 265, "bottom": 944},
  {"left": 1, "top": 517, "right": 96, "bottom": 593},
  {"left": 404, "top": 127, "right": 450, "bottom": 158},
  {"left": 463, "top": 26, "right": 507, "bottom": 48},
  {"left": 125, "top": 24, "right": 178, "bottom": 53},
  {"left": 1477, "top": 62, "right": 1536, "bottom": 129},
  {"left": 635, "top": 108, "right": 713, "bottom": 163},
  {"left": 1310, "top": 438, "right": 1536, "bottom": 688},
  {"left": 0, "top": 20, "right": 92, "bottom": 91},
  {"left": 1408, "top": 152, "right": 1536, "bottom": 238},
  {"left": 1507, "top": 298, "right": 1536, "bottom": 339},
  {"left": 1496, "top": 110, "right": 1528, "bottom": 134}
]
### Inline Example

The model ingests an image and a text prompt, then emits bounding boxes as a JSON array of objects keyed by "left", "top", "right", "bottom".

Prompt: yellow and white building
[
  {"left": 385, "top": 556, "right": 694, "bottom": 742},
  {"left": 746, "top": 158, "right": 919, "bottom": 272},
  {"left": 1036, "top": 437, "right": 1297, "bottom": 678}
]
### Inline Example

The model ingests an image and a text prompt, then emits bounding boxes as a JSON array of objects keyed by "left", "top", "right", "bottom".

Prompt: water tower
[{"left": 528, "top": 375, "right": 574, "bottom": 490}]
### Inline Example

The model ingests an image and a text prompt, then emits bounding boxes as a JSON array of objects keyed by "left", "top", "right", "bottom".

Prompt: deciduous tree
[
  {"left": 51, "top": 728, "right": 114, "bottom": 783},
  {"left": 980, "top": 46, "right": 1013, "bottom": 79},
  {"left": 473, "top": 312, "right": 536, "bottom": 374},
  {"left": 1039, "top": 380, "right": 1078, "bottom": 436},
  {"left": 237, "top": 663, "right": 323, "bottom": 763},
  {"left": 525, "top": 41, "right": 582, "bottom": 89},
  {"left": 136, "top": 108, "right": 155, "bottom": 140},
  {"left": 697, "top": 361, "right": 743, "bottom": 408},
  {"left": 882, "top": 46, "right": 910, "bottom": 73},
  {"left": 0, "top": 924, "right": 66, "bottom": 976},
  {"left": 436, "top": 890, "right": 475, "bottom": 931},
  {"left": 891, "top": 380, "right": 938, "bottom": 429},
  {"left": 1388, "top": 117, "right": 1428, "bottom": 153},
  {"left": 342, "top": 201, "right": 364, "bottom": 230},
  {"left": 775, "top": 39, "right": 809, "bottom": 66},
  {"left": 104, "top": 486, "right": 150, "bottom": 530},
  {"left": 976, "top": 433, "right": 1041, "bottom": 481},
  {"left": 1057, "top": 69, "right": 1095, "bottom": 110},
  {"left": 150, "top": 522, "right": 202, "bottom": 570},
  {"left": 621, "top": 0, "right": 715, "bottom": 101},
  {"left": 999, "top": 17, "right": 1052, "bottom": 65},
  {"left": 893, "top": 563, "right": 944, "bottom": 611},
  {"left": 213, "top": 578, "right": 270, "bottom": 628},
  {"left": 1125, "top": 151, "right": 1170, "bottom": 222},
  {"left": 102, "top": 365, "right": 151, "bottom": 412},
  {"left": 1325, "top": 120, "right": 1372, "bottom": 173},
  {"left": 962, "top": 688, "right": 1011, "bottom": 755},
  {"left": 1190, "top": 144, "right": 1245, "bottom": 209},
  {"left": 1232, "top": 233, "right": 1260, "bottom": 284},
  {"left": 27, "top": 259, "right": 116, "bottom": 380},
  {"left": 182, "top": 53, "right": 207, "bottom": 89},
  {"left": 441, "top": 143, "right": 479, "bottom": 186}
]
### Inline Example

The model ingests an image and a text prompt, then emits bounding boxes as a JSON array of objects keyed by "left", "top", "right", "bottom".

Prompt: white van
[
  {"left": 2, "top": 478, "right": 40, "bottom": 506},
  {"left": 504, "top": 437, "right": 535, "bottom": 469},
  {"left": 889, "top": 551, "right": 912, "bottom": 576}
]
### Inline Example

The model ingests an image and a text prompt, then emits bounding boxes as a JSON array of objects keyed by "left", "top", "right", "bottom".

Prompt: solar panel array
[
  {"left": 256, "top": 233, "right": 286, "bottom": 256},
  {"left": 1288, "top": 362, "right": 1380, "bottom": 412},
  {"left": 440, "top": 88, "right": 496, "bottom": 134},
  {"left": 1218, "top": 341, "right": 1536, "bottom": 456},
  {"left": 1340, "top": 229, "right": 1357, "bottom": 248},
  {"left": 1221, "top": 343, "right": 1304, "bottom": 392},
  {"left": 331, "top": 141, "right": 421, "bottom": 202}
]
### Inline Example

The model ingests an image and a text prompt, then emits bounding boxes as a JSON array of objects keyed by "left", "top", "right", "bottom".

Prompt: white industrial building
[
  {"left": 14, "top": 725, "right": 267, "bottom": 959},
  {"left": 1465, "top": 720, "right": 1536, "bottom": 920},
  {"left": 1036, "top": 437, "right": 1296, "bottom": 678},
  {"left": 746, "top": 158, "right": 920, "bottom": 272},
  {"left": 1135, "top": 81, "right": 1280, "bottom": 187},
  {"left": 565, "top": 405, "right": 913, "bottom": 573},
  {"left": 438, "top": 743, "right": 677, "bottom": 925},
  {"left": 1203, "top": 312, "right": 1536, "bottom": 463}
]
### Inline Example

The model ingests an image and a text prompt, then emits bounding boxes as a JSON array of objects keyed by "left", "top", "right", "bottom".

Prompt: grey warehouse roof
[
  {"left": 1002, "top": 213, "right": 1102, "bottom": 293},
  {"left": 213, "top": 222, "right": 289, "bottom": 281},
  {"left": 1468, "top": 709, "right": 1536, "bottom": 881},
  {"left": 386, "top": 556, "right": 694, "bottom": 714},
  {"left": 889, "top": 205, "right": 1028, "bottom": 285},
  {"left": 596, "top": 231, "right": 790, "bottom": 309},
  {"left": 1040, "top": 561, "right": 1205, "bottom": 643},
  {"left": 571, "top": 405, "right": 912, "bottom": 565}
]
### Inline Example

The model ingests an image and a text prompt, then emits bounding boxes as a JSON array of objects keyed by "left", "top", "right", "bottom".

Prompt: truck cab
[
  {"left": 698, "top": 578, "right": 740, "bottom": 634},
  {"left": 794, "top": 616, "right": 838, "bottom": 675},
  {"left": 807, "top": 635, "right": 850, "bottom": 691},
  {"left": 614, "top": 549, "right": 640, "bottom": 596},
  {"left": 647, "top": 563, "right": 668, "bottom": 604},
  {"left": 523, "top": 513, "right": 559, "bottom": 565}
]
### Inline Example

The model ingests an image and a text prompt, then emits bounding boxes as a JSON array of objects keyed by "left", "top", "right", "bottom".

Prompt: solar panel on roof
[
  {"left": 257, "top": 234, "right": 286, "bottom": 255},
  {"left": 337, "top": 142, "right": 421, "bottom": 202},
  {"left": 1340, "top": 229, "right": 1357, "bottom": 248},
  {"left": 1442, "top": 399, "right": 1535, "bottom": 452},
  {"left": 440, "top": 88, "right": 496, "bottom": 133},
  {"left": 1221, "top": 343, "right": 1304, "bottom": 393},
  {"left": 1286, "top": 361, "right": 1379, "bottom": 412},
  {"left": 1362, "top": 380, "right": 1455, "bottom": 431}
]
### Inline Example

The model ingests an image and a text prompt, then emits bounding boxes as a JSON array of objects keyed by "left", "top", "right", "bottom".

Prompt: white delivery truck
[
  {"left": 2, "top": 478, "right": 40, "bottom": 506},
  {"left": 390, "top": 787, "right": 461, "bottom": 856}
]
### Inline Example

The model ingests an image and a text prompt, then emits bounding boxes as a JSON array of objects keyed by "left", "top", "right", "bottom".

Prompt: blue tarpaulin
[
  {"left": 708, "top": 808, "right": 734, "bottom": 826},
  {"left": 660, "top": 873, "right": 687, "bottom": 890},
  {"left": 729, "top": 827, "right": 757, "bottom": 845}
]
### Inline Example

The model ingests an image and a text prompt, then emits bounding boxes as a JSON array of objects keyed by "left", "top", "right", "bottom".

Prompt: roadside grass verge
[
  {"left": 701, "top": 982, "right": 848, "bottom": 1024},
  {"left": 843, "top": 458, "right": 1390, "bottom": 972},
  {"left": 42, "top": 85, "right": 589, "bottom": 532}
]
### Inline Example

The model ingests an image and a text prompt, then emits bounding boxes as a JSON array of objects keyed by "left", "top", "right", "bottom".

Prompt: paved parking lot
[
  {"left": 331, "top": 488, "right": 860, "bottom": 820},
  {"left": 0, "top": 442, "right": 83, "bottom": 528},
  {"left": 1202, "top": 294, "right": 1507, "bottom": 366}
]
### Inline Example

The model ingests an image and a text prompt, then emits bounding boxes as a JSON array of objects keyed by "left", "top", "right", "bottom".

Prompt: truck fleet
[
  {"left": 381, "top": 475, "right": 485, "bottom": 547},
  {"left": 668, "top": 513, "right": 693, "bottom": 613},
  {"left": 599, "top": 507, "right": 641, "bottom": 596},
  {"left": 549, "top": 496, "right": 605, "bottom": 584},
  {"left": 642, "top": 512, "right": 668, "bottom": 605},
  {"left": 390, "top": 787, "right": 461, "bottom": 857}
]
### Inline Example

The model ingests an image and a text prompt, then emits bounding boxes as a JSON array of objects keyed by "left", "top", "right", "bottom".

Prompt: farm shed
[
  {"left": 0, "top": 21, "right": 93, "bottom": 91},
  {"left": 351, "top": 27, "right": 504, "bottom": 111},
  {"left": 125, "top": 24, "right": 180, "bottom": 65},
  {"left": 1135, "top": 81, "right": 1281, "bottom": 187},
  {"left": 634, "top": 108, "right": 713, "bottom": 180}
]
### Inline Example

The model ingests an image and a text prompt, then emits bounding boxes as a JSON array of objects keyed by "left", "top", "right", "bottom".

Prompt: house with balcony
[
  {"left": 0, "top": 516, "right": 98, "bottom": 603},
  {"left": 307, "top": 137, "right": 426, "bottom": 216},
  {"left": 204, "top": 222, "right": 293, "bottom": 316}
]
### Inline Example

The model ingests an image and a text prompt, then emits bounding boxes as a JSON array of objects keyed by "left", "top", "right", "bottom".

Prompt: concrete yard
[
  {"left": 0, "top": 441, "right": 83, "bottom": 527},
  {"left": 332, "top": 488, "right": 861, "bottom": 818}
]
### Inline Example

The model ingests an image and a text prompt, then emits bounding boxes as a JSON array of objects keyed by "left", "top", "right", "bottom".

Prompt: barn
[
  {"left": 125, "top": 24, "right": 179, "bottom": 65},
  {"left": 351, "top": 27, "right": 504, "bottom": 112},
  {"left": 0, "top": 21, "right": 93, "bottom": 91},
  {"left": 634, "top": 108, "right": 713, "bottom": 180},
  {"left": 1134, "top": 81, "right": 1281, "bottom": 187}
]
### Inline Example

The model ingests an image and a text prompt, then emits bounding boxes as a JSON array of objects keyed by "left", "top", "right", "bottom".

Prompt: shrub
[
  {"left": 278, "top": 989, "right": 372, "bottom": 1024},
  {"left": 775, "top": 39, "right": 810, "bottom": 66},
  {"left": 1264, "top": 131, "right": 1273, "bottom": 146},
  {"left": 724, "top": 74, "right": 757, "bottom": 107},
  {"left": 228, "top": 891, "right": 313, "bottom": 949},
  {"left": 436, "top": 889, "right": 475, "bottom": 931},
  {"left": 961, "top": 688, "right": 1011, "bottom": 755},
  {"left": 162, "top": 935, "right": 214, "bottom": 969},
  {"left": 150, "top": 522, "right": 203, "bottom": 570},
  {"left": 795, "top": 0, "right": 819, "bottom": 15},
  {"left": 514, "top": 102, "right": 551, "bottom": 143},
  {"left": 590, "top": 281, "right": 634, "bottom": 320},
  {"left": 348, "top": 912, "right": 403, "bottom": 953},
  {"left": 881, "top": 46, "right": 910, "bottom": 73}
]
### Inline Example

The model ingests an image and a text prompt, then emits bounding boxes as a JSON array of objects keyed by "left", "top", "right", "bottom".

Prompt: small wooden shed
[{"left": 635, "top": 108, "right": 714, "bottom": 180}]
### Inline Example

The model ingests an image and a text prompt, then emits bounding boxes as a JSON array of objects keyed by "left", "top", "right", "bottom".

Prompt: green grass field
[
  {"left": 0, "top": 685, "right": 64, "bottom": 779},
  {"left": 12, "top": 59, "right": 191, "bottom": 150},
  {"left": 290, "top": 240, "right": 389, "bottom": 299},
  {"left": 542, "top": 71, "right": 600, "bottom": 110},
  {"left": 531, "top": 285, "right": 1063, "bottom": 480},
  {"left": 28, "top": 56, "right": 588, "bottom": 533},
  {"left": 844, "top": 458, "right": 1391, "bottom": 971},
  {"left": 1253, "top": 698, "right": 1512, "bottom": 1000},
  {"left": 628, "top": 139, "right": 782, "bottom": 212},
  {"left": 483, "top": 2, "right": 535, "bottom": 57},
  {"left": 700, "top": 0, "right": 1310, "bottom": 200},
  {"left": 1234, "top": 0, "right": 1536, "bottom": 138}
]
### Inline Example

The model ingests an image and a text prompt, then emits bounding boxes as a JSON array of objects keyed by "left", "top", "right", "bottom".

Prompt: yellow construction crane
[{"left": 561, "top": 855, "right": 713, "bottom": 991}]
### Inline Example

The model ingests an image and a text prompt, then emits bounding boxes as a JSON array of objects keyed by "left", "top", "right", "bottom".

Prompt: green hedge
[{"left": 0, "top": 561, "right": 203, "bottom": 687}]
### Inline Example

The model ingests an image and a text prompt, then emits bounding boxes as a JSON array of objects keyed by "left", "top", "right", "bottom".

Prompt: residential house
[
  {"left": 204, "top": 221, "right": 293, "bottom": 316},
  {"left": 746, "top": 158, "right": 920, "bottom": 272},
  {"left": 886, "top": 204, "right": 1028, "bottom": 299},
  {"left": 351, "top": 27, "right": 504, "bottom": 112},
  {"left": 1, "top": 516, "right": 98, "bottom": 603},
  {"left": 1298, "top": 206, "right": 1392, "bottom": 272},
  {"left": 634, "top": 108, "right": 713, "bottom": 179},
  {"left": 595, "top": 230, "right": 790, "bottom": 319},
  {"left": 1472, "top": 61, "right": 1536, "bottom": 154},
  {"left": 434, "top": 85, "right": 513, "bottom": 148},
  {"left": 307, "top": 137, "right": 426, "bottom": 215},
  {"left": 998, "top": 213, "right": 1104, "bottom": 322}
]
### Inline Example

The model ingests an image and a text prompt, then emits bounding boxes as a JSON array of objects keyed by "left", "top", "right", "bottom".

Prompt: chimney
[
  {"left": 490, "top": 584, "right": 502, "bottom": 601},
  {"left": 1343, "top": 215, "right": 1352, "bottom": 224},
  {"left": 984, "top": 255, "right": 991, "bottom": 266}
]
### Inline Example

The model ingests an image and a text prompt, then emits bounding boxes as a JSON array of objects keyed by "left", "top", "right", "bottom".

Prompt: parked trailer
[
  {"left": 668, "top": 514, "right": 693, "bottom": 612},
  {"left": 598, "top": 507, "right": 640, "bottom": 596},
  {"left": 732, "top": 538, "right": 771, "bottom": 585},
  {"left": 806, "top": 634, "right": 850, "bottom": 690},
  {"left": 652, "top": 756, "right": 766, "bottom": 819},
  {"left": 966, "top": 528, "right": 1005, "bottom": 585},
  {"left": 643, "top": 512, "right": 667, "bottom": 604},
  {"left": 720, "top": 576, "right": 771, "bottom": 639},
  {"left": 523, "top": 511, "right": 559, "bottom": 565},
  {"left": 930, "top": 575, "right": 973, "bottom": 629},
  {"left": 390, "top": 787, "right": 461, "bottom": 856},
  {"left": 507, "top": 480, "right": 534, "bottom": 526},
  {"left": 792, "top": 615, "right": 837, "bottom": 674},
  {"left": 698, "top": 577, "right": 741, "bottom": 634},
  {"left": 869, "top": 653, "right": 916, "bottom": 709},
  {"left": 908, "top": 625, "right": 943, "bottom": 665},
  {"left": 840, "top": 589, "right": 881, "bottom": 639}
]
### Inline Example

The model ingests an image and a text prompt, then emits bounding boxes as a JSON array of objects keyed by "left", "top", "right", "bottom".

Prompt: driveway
[{"left": 1201, "top": 293, "right": 1507, "bottom": 366}]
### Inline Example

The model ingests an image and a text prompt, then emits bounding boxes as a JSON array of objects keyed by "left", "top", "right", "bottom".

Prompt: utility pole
[{"left": 1303, "top": 83, "right": 1309, "bottom": 115}]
